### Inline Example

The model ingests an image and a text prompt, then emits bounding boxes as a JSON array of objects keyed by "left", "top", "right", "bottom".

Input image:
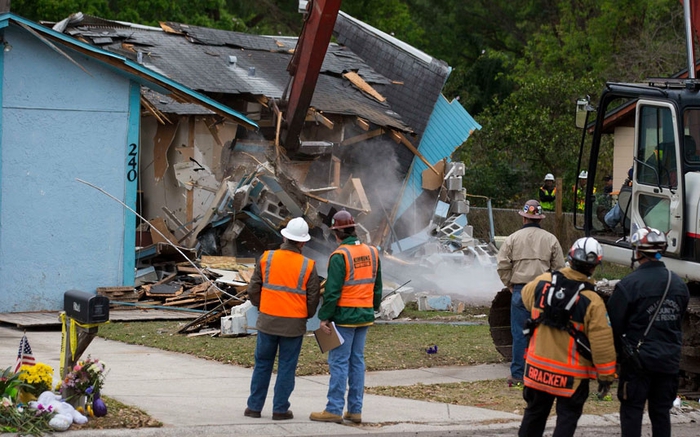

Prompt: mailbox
[{"left": 64, "top": 289, "right": 109, "bottom": 324}]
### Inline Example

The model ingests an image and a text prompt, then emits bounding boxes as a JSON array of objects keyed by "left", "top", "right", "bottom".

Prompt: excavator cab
[{"left": 578, "top": 81, "right": 700, "bottom": 279}]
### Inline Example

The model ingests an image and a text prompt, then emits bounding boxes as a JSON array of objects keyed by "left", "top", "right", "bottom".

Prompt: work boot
[
  {"left": 244, "top": 408, "right": 261, "bottom": 418},
  {"left": 343, "top": 411, "right": 362, "bottom": 423},
  {"left": 507, "top": 376, "right": 523, "bottom": 387},
  {"left": 309, "top": 410, "right": 343, "bottom": 423},
  {"left": 272, "top": 410, "right": 293, "bottom": 420}
]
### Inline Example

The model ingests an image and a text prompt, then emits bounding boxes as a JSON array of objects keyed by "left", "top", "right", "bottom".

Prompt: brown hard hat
[
  {"left": 518, "top": 199, "right": 545, "bottom": 220},
  {"left": 330, "top": 210, "right": 355, "bottom": 229}
]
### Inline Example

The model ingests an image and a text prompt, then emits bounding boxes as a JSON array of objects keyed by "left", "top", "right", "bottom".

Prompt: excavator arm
[{"left": 281, "top": 0, "right": 342, "bottom": 154}]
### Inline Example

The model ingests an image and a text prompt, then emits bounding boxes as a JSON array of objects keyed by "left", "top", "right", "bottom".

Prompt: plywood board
[
  {"left": 153, "top": 122, "right": 179, "bottom": 182},
  {"left": 149, "top": 217, "right": 178, "bottom": 245},
  {"left": 422, "top": 159, "right": 446, "bottom": 190}
]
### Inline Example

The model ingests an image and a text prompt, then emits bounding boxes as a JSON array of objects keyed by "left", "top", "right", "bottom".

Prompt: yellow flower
[{"left": 17, "top": 363, "right": 54, "bottom": 396}]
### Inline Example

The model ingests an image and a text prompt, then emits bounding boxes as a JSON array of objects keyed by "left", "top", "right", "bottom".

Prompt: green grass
[
  {"left": 592, "top": 262, "right": 632, "bottom": 281},
  {"left": 397, "top": 302, "right": 489, "bottom": 320},
  {"left": 97, "top": 321, "right": 504, "bottom": 376}
]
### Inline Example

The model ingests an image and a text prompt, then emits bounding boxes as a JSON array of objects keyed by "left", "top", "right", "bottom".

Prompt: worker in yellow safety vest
[
  {"left": 538, "top": 173, "right": 556, "bottom": 211},
  {"left": 574, "top": 171, "right": 595, "bottom": 212}
]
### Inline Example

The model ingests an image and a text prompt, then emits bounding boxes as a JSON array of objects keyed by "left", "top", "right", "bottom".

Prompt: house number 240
[{"left": 127, "top": 143, "right": 138, "bottom": 182}]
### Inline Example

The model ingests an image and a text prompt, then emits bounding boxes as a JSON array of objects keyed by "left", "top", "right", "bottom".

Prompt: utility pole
[
  {"left": 0, "top": 1, "right": 10, "bottom": 13},
  {"left": 555, "top": 177, "right": 564, "bottom": 245}
]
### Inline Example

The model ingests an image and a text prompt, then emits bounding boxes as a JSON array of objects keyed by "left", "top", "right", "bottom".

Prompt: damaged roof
[
  {"left": 50, "top": 15, "right": 411, "bottom": 132},
  {"left": 1, "top": 12, "right": 258, "bottom": 129},
  {"left": 334, "top": 11, "right": 451, "bottom": 141}
]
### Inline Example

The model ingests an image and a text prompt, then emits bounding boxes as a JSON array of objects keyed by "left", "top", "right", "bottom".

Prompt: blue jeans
[
  {"left": 604, "top": 204, "right": 622, "bottom": 227},
  {"left": 325, "top": 325, "right": 368, "bottom": 416},
  {"left": 247, "top": 331, "right": 303, "bottom": 414},
  {"left": 510, "top": 285, "right": 528, "bottom": 380}
]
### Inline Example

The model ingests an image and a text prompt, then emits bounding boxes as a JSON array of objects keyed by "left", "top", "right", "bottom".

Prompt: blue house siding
[
  {"left": 395, "top": 95, "right": 481, "bottom": 220},
  {"left": 122, "top": 82, "right": 141, "bottom": 286},
  {"left": 1, "top": 25, "right": 131, "bottom": 312}
]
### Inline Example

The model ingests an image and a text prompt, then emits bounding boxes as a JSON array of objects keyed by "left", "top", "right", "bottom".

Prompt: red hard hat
[{"left": 330, "top": 210, "right": 355, "bottom": 229}]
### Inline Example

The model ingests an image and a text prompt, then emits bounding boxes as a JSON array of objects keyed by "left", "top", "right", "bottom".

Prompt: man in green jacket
[{"left": 310, "top": 210, "right": 382, "bottom": 424}]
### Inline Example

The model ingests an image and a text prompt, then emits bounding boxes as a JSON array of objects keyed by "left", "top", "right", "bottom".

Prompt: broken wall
[{"left": 139, "top": 115, "right": 239, "bottom": 234}]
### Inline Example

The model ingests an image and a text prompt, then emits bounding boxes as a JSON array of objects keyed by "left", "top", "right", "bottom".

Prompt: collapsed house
[{"left": 0, "top": 5, "right": 485, "bottom": 316}]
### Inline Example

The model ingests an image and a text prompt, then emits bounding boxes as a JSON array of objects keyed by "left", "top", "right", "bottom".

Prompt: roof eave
[{"left": 1, "top": 12, "right": 258, "bottom": 130}]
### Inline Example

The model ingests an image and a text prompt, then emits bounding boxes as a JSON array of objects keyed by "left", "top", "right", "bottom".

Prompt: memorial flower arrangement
[
  {"left": 0, "top": 367, "right": 55, "bottom": 436},
  {"left": 62, "top": 356, "right": 108, "bottom": 416},
  {"left": 17, "top": 362, "right": 54, "bottom": 397}
]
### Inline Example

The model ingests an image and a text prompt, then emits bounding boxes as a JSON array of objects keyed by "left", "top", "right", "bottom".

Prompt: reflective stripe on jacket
[
  {"left": 259, "top": 249, "right": 315, "bottom": 318},
  {"left": 522, "top": 268, "right": 616, "bottom": 397},
  {"left": 332, "top": 243, "right": 379, "bottom": 308},
  {"left": 538, "top": 187, "right": 556, "bottom": 211}
]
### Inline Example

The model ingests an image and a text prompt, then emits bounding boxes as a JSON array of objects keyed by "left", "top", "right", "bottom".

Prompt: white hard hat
[
  {"left": 578, "top": 170, "right": 588, "bottom": 179},
  {"left": 544, "top": 173, "right": 555, "bottom": 181},
  {"left": 280, "top": 217, "right": 311, "bottom": 242}
]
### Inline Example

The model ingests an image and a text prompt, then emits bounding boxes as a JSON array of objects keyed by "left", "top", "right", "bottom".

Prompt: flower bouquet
[
  {"left": 1, "top": 367, "right": 55, "bottom": 436},
  {"left": 61, "top": 356, "right": 108, "bottom": 417},
  {"left": 17, "top": 363, "right": 54, "bottom": 401}
]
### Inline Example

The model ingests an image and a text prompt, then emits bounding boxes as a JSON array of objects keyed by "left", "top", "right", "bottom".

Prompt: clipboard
[{"left": 313, "top": 322, "right": 344, "bottom": 353}]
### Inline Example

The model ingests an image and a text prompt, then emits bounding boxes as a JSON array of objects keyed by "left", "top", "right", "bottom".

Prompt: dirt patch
[{"left": 69, "top": 396, "right": 162, "bottom": 431}]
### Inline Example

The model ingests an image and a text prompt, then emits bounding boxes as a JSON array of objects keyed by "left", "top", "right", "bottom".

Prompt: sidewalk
[{"left": 2, "top": 325, "right": 698, "bottom": 436}]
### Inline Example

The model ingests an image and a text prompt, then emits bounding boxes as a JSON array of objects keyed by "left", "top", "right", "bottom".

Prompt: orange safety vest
[
  {"left": 332, "top": 243, "right": 379, "bottom": 308},
  {"left": 259, "top": 250, "right": 314, "bottom": 318}
]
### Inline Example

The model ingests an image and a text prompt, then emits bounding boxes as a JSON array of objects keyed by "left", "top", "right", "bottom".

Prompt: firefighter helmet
[
  {"left": 518, "top": 199, "right": 545, "bottom": 220},
  {"left": 631, "top": 227, "right": 667, "bottom": 253},
  {"left": 568, "top": 237, "right": 603, "bottom": 271}
]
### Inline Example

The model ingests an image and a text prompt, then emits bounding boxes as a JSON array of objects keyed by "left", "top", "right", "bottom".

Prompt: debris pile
[
  {"left": 98, "top": 158, "right": 500, "bottom": 335},
  {"left": 382, "top": 161, "right": 499, "bottom": 296}
]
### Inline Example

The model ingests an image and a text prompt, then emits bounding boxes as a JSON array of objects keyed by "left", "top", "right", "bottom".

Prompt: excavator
[{"left": 576, "top": 0, "right": 700, "bottom": 387}]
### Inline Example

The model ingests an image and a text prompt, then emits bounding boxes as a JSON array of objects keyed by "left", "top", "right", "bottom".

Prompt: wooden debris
[
  {"left": 342, "top": 72, "right": 386, "bottom": 102},
  {"left": 97, "top": 286, "right": 143, "bottom": 307},
  {"left": 186, "top": 329, "right": 220, "bottom": 337}
]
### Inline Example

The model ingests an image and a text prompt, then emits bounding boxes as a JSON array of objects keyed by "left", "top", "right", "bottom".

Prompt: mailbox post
[{"left": 60, "top": 290, "right": 110, "bottom": 406}]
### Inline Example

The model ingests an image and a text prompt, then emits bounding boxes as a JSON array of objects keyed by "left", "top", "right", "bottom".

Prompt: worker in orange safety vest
[
  {"left": 245, "top": 217, "right": 321, "bottom": 421},
  {"left": 310, "top": 210, "right": 382, "bottom": 424}
]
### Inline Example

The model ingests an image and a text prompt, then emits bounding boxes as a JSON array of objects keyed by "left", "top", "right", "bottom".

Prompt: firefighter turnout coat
[{"left": 521, "top": 268, "right": 616, "bottom": 397}]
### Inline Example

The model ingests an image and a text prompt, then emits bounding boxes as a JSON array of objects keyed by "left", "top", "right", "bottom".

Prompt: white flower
[{"left": 1, "top": 396, "right": 12, "bottom": 407}]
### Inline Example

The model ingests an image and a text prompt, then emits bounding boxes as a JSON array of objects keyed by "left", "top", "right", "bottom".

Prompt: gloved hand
[{"left": 597, "top": 379, "right": 612, "bottom": 400}]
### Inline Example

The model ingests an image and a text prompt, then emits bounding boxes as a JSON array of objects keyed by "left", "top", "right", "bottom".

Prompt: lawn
[
  {"left": 93, "top": 268, "right": 694, "bottom": 430},
  {"left": 97, "top": 318, "right": 504, "bottom": 376}
]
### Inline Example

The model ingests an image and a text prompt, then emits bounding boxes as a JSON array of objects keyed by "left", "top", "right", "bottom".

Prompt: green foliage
[
  {"left": 10, "top": 0, "right": 298, "bottom": 33},
  {"left": 0, "top": 367, "right": 29, "bottom": 400},
  {"left": 341, "top": 0, "right": 425, "bottom": 47},
  {"left": 460, "top": 72, "right": 599, "bottom": 207}
]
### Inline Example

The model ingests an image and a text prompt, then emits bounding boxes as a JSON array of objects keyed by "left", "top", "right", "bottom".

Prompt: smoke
[
  {"left": 337, "top": 139, "right": 503, "bottom": 306},
  {"left": 381, "top": 252, "right": 503, "bottom": 307},
  {"left": 338, "top": 138, "right": 405, "bottom": 233}
]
